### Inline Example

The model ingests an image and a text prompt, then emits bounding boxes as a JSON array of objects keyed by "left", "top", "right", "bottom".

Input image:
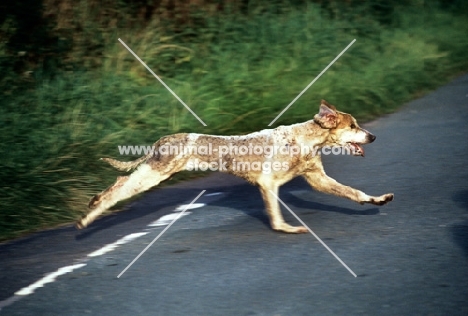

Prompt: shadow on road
[
  {"left": 451, "top": 190, "right": 468, "bottom": 257},
  {"left": 76, "top": 176, "right": 380, "bottom": 240}
]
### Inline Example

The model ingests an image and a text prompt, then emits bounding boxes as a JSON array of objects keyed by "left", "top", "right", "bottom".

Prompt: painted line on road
[
  {"left": 205, "top": 192, "right": 223, "bottom": 196},
  {"left": 15, "top": 263, "right": 87, "bottom": 296},
  {"left": 87, "top": 232, "right": 149, "bottom": 257},
  {"left": 2, "top": 192, "right": 219, "bottom": 310},
  {"left": 147, "top": 202, "right": 206, "bottom": 227},
  {"left": 175, "top": 203, "right": 205, "bottom": 211},
  {"left": 148, "top": 212, "right": 192, "bottom": 227},
  {"left": 2, "top": 231, "right": 151, "bottom": 310}
]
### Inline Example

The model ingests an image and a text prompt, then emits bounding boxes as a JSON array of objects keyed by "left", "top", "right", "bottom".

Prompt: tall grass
[{"left": 1, "top": 1, "right": 467, "bottom": 241}]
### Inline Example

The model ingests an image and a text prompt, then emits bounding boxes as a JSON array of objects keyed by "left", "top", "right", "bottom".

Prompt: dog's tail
[{"left": 100, "top": 153, "right": 152, "bottom": 172}]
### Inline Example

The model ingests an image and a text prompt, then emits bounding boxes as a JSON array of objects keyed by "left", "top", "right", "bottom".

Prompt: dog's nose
[{"left": 367, "top": 133, "right": 376, "bottom": 142}]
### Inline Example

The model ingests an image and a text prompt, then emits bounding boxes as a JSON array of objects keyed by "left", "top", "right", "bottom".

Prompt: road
[{"left": 1, "top": 74, "right": 467, "bottom": 315}]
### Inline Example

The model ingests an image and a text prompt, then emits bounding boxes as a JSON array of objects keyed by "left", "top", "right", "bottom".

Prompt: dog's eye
[{"left": 350, "top": 123, "right": 356, "bottom": 129}]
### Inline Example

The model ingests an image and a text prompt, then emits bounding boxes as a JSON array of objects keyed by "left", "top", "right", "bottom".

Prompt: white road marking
[
  {"left": 11, "top": 232, "right": 150, "bottom": 299},
  {"left": 9, "top": 194, "right": 213, "bottom": 306},
  {"left": 175, "top": 203, "right": 205, "bottom": 211},
  {"left": 148, "top": 212, "right": 191, "bottom": 227},
  {"left": 15, "top": 263, "right": 87, "bottom": 296},
  {"left": 205, "top": 192, "right": 223, "bottom": 196},
  {"left": 87, "top": 232, "right": 149, "bottom": 257},
  {"left": 148, "top": 202, "right": 205, "bottom": 227}
]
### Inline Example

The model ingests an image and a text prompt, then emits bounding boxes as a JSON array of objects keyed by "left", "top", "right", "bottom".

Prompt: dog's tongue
[{"left": 352, "top": 143, "right": 365, "bottom": 156}]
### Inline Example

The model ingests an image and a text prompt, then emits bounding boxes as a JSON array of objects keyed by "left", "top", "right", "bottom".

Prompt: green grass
[{"left": 1, "top": 1, "right": 468, "bottom": 241}]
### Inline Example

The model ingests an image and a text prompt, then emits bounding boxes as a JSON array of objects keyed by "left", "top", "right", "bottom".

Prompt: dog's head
[{"left": 314, "top": 100, "right": 375, "bottom": 156}]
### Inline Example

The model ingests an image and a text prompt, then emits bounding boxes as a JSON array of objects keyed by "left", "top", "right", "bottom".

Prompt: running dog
[{"left": 76, "top": 100, "right": 394, "bottom": 233}]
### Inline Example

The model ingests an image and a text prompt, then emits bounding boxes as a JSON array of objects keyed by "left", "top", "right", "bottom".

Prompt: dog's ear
[
  {"left": 320, "top": 99, "right": 336, "bottom": 111},
  {"left": 314, "top": 100, "right": 338, "bottom": 129}
]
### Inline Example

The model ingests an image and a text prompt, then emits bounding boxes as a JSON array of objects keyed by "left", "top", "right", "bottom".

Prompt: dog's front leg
[
  {"left": 258, "top": 184, "right": 308, "bottom": 234},
  {"left": 303, "top": 171, "right": 394, "bottom": 206}
]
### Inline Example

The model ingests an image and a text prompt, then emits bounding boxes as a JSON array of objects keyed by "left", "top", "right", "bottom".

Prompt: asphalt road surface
[{"left": 1, "top": 74, "right": 468, "bottom": 315}]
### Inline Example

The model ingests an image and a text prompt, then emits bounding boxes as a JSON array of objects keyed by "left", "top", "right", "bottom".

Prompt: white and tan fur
[{"left": 76, "top": 100, "right": 394, "bottom": 233}]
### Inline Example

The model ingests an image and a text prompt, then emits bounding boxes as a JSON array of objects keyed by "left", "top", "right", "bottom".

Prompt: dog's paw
[
  {"left": 88, "top": 195, "right": 101, "bottom": 209},
  {"left": 75, "top": 220, "right": 85, "bottom": 230},
  {"left": 293, "top": 226, "right": 309, "bottom": 234},
  {"left": 274, "top": 223, "right": 309, "bottom": 234},
  {"left": 370, "top": 193, "right": 394, "bottom": 206}
]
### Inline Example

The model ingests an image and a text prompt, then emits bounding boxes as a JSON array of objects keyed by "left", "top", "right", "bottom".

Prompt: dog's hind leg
[
  {"left": 76, "top": 164, "right": 171, "bottom": 229},
  {"left": 258, "top": 184, "right": 308, "bottom": 234}
]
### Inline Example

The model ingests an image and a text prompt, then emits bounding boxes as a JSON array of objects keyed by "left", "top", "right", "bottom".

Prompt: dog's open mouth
[{"left": 347, "top": 142, "right": 365, "bottom": 156}]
